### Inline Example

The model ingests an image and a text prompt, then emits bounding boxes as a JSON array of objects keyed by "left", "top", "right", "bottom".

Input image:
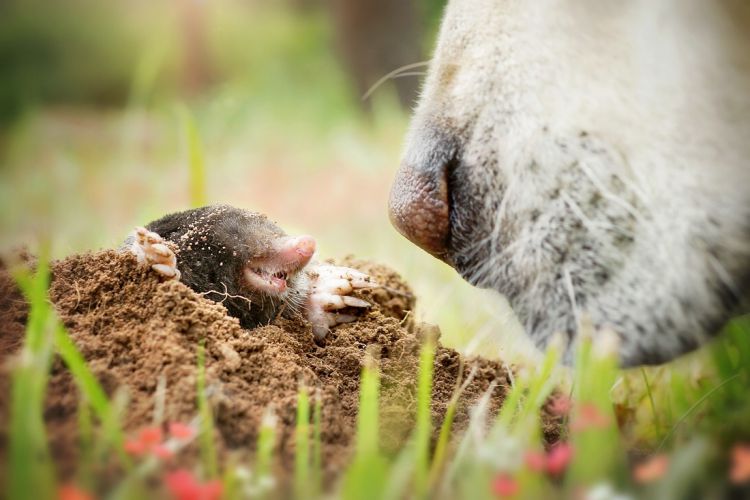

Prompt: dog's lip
[{"left": 388, "top": 161, "right": 451, "bottom": 260}]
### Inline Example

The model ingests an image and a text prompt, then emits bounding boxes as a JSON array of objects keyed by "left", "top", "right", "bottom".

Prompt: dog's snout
[{"left": 388, "top": 131, "right": 456, "bottom": 259}]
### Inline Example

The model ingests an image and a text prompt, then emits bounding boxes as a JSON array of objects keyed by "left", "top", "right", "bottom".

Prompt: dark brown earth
[{"left": 0, "top": 250, "right": 560, "bottom": 490}]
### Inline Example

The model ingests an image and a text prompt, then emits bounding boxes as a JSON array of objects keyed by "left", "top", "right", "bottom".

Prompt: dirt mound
[{"left": 0, "top": 250, "right": 545, "bottom": 488}]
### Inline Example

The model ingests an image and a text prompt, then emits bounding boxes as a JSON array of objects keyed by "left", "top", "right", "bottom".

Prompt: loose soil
[{"left": 0, "top": 250, "right": 560, "bottom": 489}]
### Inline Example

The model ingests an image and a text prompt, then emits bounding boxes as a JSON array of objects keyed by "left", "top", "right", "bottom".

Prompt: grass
[
  {"left": 2, "top": 4, "right": 750, "bottom": 497},
  {"left": 8, "top": 248, "right": 56, "bottom": 500},
  {"left": 4, "top": 247, "right": 750, "bottom": 499},
  {"left": 3, "top": 109, "right": 750, "bottom": 500},
  {"left": 341, "top": 347, "right": 389, "bottom": 500},
  {"left": 414, "top": 328, "right": 437, "bottom": 497},
  {"left": 196, "top": 340, "right": 218, "bottom": 479},
  {"left": 294, "top": 385, "right": 311, "bottom": 499},
  {"left": 54, "top": 323, "right": 131, "bottom": 470},
  {"left": 180, "top": 106, "right": 208, "bottom": 209}
]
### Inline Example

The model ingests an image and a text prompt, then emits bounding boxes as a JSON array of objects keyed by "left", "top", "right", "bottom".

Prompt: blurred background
[{"left": 0, "top": 0, "right": 536, "bottom": 361}]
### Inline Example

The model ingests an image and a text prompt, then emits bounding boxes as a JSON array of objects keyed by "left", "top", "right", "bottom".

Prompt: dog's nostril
[{"left": 388, "top": 159, "right": 451, "bottom": 258}]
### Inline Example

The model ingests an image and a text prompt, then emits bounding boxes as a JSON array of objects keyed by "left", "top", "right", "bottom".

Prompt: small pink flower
[
  {"left": 546, "top": 443, "right": 574, "bottom": 476},
  {"left": 549, "top": 395, "right": 573, "bottom": 416},
  {"left": 200, "top": 481, "right": 223, "bottom": 500},
  {"left": 138, "top": 426, "right": 163, "bottom": 448},
  {"left": 633, "top": 454, "right": 669, "bottom": 484},
  {"left": 524, "top": 450, "right": 547, "bottom": 472},
  {"left": 153, "top": 444, "right": 175, "bottom": 460},
  {"left": 58, "top": 484, "right": 94, "bottom": 500},
  {"left": 165, "top": 469, "right": 223, "bottom": 500},
  {"left": 124, "top": 425, "right": 185, "bottom": 461},
  {"left": 169, "top": 422, "right": 196, "bottom": 441},
  {"left": 124, "top": 439, "right": 147, "bottom": 456},
  {"left": 570, "top": 403, "right": 611, "bottom": 432},
  {"left": 491, "top": 473, "right": 519, "bottom": 497},
  {"left": 729, "top": 443, "right": 750, "bottom": 485}
]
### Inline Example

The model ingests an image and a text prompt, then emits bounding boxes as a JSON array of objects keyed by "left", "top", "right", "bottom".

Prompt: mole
[{"left": 123, "top": 204, "right": 376, "bottom": 341}]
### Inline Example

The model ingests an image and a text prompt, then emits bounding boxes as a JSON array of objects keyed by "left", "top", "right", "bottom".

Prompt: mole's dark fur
[{"left": 144, "top": 204, "right": 304, "bottom": 329}]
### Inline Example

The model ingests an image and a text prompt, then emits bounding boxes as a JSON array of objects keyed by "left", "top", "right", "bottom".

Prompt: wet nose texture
[{"left": 389, "top": 135, "right": 455, "bottom": 258}]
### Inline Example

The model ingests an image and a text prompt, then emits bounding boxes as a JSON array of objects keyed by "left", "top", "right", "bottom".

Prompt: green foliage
[
  {"left": 311, "top": 393, "right": 324, "bottom": 496},
  {"left": 54, "top": 324, "right": 131, "bottom": 471},
  {"left": 566, "top": 329, "right": 625, "bottom": 490},
  {"left": 7, "top": 248, "right": 56, "bottom": 500},
  {"left": 254, "top": 407, "right": 278, "bottom": 497},
  {"left": 5, "top": 245, "right": 750, "bottom": 500},
  {"left": 342, "top": 348, "right": 388, "bottom": 500},
  {"left": 197, "top": 341, "right": 218, "bottom": 479},
  {"left": 294, "top": 385, "right": 311, "bottom": 499},
  {"left": 0, "top": 0, "right": 158, "bottom": 123},
  {"left": 414, "top": 329, "right": 437, "bottom": 497},
  {"left": 180, "top": 106, "right": 208, "bottom": 208}
]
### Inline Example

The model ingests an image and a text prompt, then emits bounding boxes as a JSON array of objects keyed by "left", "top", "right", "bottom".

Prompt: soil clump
[{"left": 0, "top": 250, "right": 559, "bottom": 487}]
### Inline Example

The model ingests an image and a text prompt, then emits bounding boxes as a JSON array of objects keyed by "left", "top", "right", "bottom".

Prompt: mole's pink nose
[
  {"left": 389, "top": 158, "right": 450, "bottom": 259},
  {"left": 294, "top": 235, "right": 316, "bottom": 258},
  {"left": 270, "top": 235, "right": 316, "bottom": 270}
]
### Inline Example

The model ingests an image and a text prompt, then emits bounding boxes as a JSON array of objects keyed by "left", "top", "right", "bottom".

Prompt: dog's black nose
[{"left": 388, "top": 128, "right": 456, "bottom": 259}]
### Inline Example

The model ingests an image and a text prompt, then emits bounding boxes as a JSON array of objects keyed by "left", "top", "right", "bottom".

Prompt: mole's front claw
[
  {"left": 306, "top": 264, "right": 378, "bottom": 341},
  {"left": 130, "top": 226, "right": 181, "bottom": 281}
]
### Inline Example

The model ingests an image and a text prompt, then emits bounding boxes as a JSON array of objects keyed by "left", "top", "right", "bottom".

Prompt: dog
[{"left": 389, "top": 0, "right": 750, "bottom": 366}]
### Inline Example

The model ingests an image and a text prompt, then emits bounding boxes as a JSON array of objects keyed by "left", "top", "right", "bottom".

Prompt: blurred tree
[
  {"left": 327, "top": 0, "right": 424, "bottom": 111},
  {"left": 177, "top": 0, "right": 214, "bottom": 94}
]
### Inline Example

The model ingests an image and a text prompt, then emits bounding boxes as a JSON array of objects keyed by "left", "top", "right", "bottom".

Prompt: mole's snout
[
  {"left": 388, "top": 129, "right": 455, "bottom": 259},
  {"left": 244, "top": 235, "right": 317, "bottom": 295},
  {"left": 274, "top": 235, "right": 316, "bottom": 265}
]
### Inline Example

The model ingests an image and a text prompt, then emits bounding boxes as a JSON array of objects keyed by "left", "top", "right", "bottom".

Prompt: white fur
[{"left": 405, "top": 0, "right": 750, "bottom": 365}]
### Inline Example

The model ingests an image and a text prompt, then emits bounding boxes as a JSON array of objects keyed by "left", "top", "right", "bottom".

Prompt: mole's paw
[
  {"left": 305, "top": 264, "right": 377, "bottom": 341},
  {"left": 130, "top": 227, "right": 181, "bottom": 281}
]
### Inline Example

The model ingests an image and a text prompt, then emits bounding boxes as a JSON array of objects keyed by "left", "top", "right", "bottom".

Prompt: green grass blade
[
  {"left": 343, "top": 347, "right": 388, "bottom": 500},
  {"left": 312, "top": 391, "right": 323, "bottom": 496},
  {"left": 566, "top": 327, "right": 625, "bottom": 490},
  {"left": 355, "top": 348, "right": 380, "bottom": 459},
  {"left": 513, "top": 343, "right": 559, "bottom": 437},
  {"left": 657, "top": 373, "right": 741, "bottom": 452},
  {"left": 380, "top": 440, "right": 416, "bottom": 500},
  {"left": 641, "top": 368, "right": 663, "bottom": 440},
  {"left": 429, "top": 364, "right": 476, "bottom": 489},
  {"left": 495, "top": 372, "right": 525, "bottom": 429},
  {"left": 54, "top": 323, "right": 131, "bottom": 468},
  {"left": 255, "top": 407, "right": 277, "bottom": 497},
  {"left": 295, "top": 384, "right": 311, "bottom": 499},
  {"left": 8, "top": 249, "right": 56, "bottom": 500},
  {"left": 197, "top": 341, "right": 218, "bottom": 478},
  {"left": 77, "top": 399, "right": 95, "bottom": 491},
  {"left": 179, "top": 105, "right": 208, "bottom": 208},
  {"left": 414, "top": 327, "right": 437, "bottom": 497}
]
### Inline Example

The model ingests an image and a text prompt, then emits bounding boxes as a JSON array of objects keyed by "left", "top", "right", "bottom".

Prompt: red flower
[
  {"left": 570, "top": 403, "right": 611, "bottom": 432},
  {"left": 124, "top": 425, "right": 181, "bottom": 460},
  {"left": 58, "top": 484, "right": 94, "bottom": 500},
  {"left": 165, "top": 469, "right": 223, "bottom": 500},
  {"left": 138, "top": 426, "right": 163, "bottom": 447},
  {"left": 633, "top": 454, "right": 669, "bottom": 484},
  {"left": 491, "top": 473, "right": 519, "bottom": 497},
  {"left": 124, "top": 438, "right": 148, "bottom": 456},
  {"left": 524, "top": 450, "right": 547, "bottom": 472},
  {"left": 729, "top": 443, "right": 750, "bottom": 485},
  {"left": 546, "top": 443, "right": 574, "bottom": 475},
  {"left": 169, "top": 422, "right": 196, "bottom": 441},
  {"left": 153, "top": 444, "right": 175, "bottom": 460}
]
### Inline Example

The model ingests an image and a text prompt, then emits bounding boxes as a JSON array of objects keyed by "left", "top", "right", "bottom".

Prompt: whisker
[{"left": 362, "top": 60, "right": 431, "bottom": 101}]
